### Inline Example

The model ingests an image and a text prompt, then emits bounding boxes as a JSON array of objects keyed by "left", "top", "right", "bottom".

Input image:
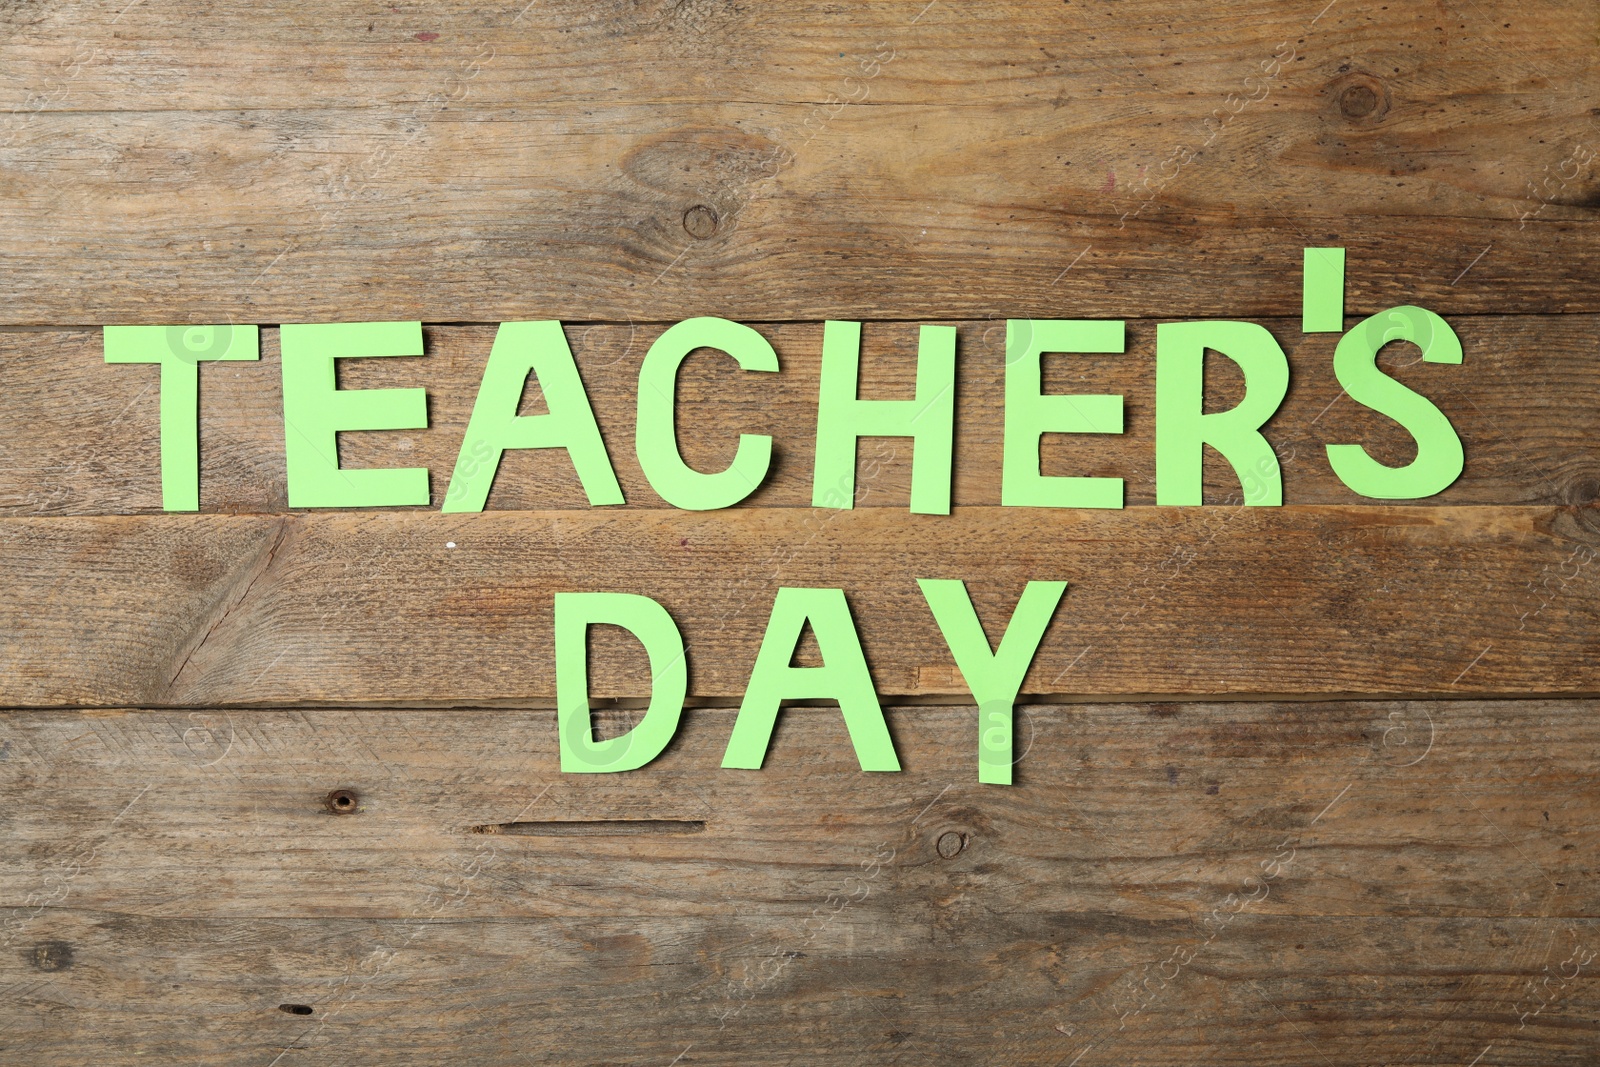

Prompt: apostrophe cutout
[{"left": 1302, "top": 247, "right": 1346, "bottom": 333}]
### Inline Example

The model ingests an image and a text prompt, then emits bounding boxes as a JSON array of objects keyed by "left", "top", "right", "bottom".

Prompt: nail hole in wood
[
  {"left": 279, "top": 1004, "right": 314, "bottom": 1015},
  {"left": 326, "top": 789, "right": 359, "bottom": 815}
]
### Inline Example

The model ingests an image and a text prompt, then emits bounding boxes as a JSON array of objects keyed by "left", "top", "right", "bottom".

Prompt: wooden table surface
[{"left": 1, "top": 2, "right": 1597, "bottom": 1064}]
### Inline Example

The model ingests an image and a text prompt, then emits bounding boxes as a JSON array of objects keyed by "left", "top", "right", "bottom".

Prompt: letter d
[{"left": 555, "top": 593, "right": 686, "bottom": 773}]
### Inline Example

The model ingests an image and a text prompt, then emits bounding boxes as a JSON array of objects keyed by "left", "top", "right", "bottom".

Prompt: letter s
[{"left": 1325, "top": 306, "right": 1464, "bottom": 500}]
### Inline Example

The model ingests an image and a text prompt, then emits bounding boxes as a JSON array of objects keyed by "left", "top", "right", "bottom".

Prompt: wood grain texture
[
  {"left": 4, "top": 315, "right": 1599, "bottom": 516},
  {"left": 0, "top": 1, "right": 1598, "bottom": 324},
  {"left": 0, "top": 505, "right": 1595, "bottom": 707},
  {"left": 0, "top": 701, "right": 1596, "bottom": 1065},
  {"left": 4, "top": 0, "right": 1599, "bottom": 1061}
]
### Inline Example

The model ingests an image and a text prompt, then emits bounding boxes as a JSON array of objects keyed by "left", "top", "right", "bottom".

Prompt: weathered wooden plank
[
  {"left": 0, "top": 506, "right": 1595, "bottom": 706},
  {"left": 3, "top": 2, "right": 1597, "bottom": 1062},
  {"left": 5, "top": 316, "right": 1597, "bottom": 516},
  {"left": 3, "top": 911, "right": 1593, "bottom": 1065},
  {"left": 3, "top": 702, "right": 1591, "bottom": 919},
  {"left": 0, "top": 3, "right": 1596, "bottom": 323},
  {"left": 1, "top": 701, "right": 1595, "bottom": 1064},
  {"left": 8, "top": 0, "right": 1589, "bottom": 113}
]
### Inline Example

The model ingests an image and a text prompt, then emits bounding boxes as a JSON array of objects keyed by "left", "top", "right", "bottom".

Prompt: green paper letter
[
  {"left": 723, "top": 587, "right": 900, "bottom": 772},
  {"left": 280, "top": 321, "right": 429, "bottom": 508},
  {"left": 103, "top": 324, "right": 261, "bottom": 511},
  {"left": 443, "top": 321, "right": 624, "bottom": 512},
  {"left": 1155, "top": 321, "right": 1290, "bottom": 506},
  {"left": 1002, "top": 319, "right": 1125, "bottom": 509},
  {"left": 1302, "top": 247, "right": 1346, "bottom": 333},
  {"left": 919, "top": 579, "right": 1066, "bottom": 785},
  {"left": 1326, "top": 306, "right": 1464, "bottom": 499},
  {"left": 556, "top": 592, "right": 687, "bottom": 773},
  {"left": 636, "top": 317, "right": 778, "bottom": 510},
  {"left": 813, "top": 321, "right": 955, "bottom": 514}
]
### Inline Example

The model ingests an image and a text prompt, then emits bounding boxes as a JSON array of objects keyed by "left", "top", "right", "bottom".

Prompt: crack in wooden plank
[
  {"left": 469, "top": 819, "right": 706, "bottom": 836},
  {"left": 160, "top": 518, "right": 292, "bottom": 704}
]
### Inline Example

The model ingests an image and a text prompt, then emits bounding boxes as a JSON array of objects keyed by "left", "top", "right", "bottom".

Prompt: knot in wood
[
  {"left": 1330, "top": 72, "right": 1389, "bottom": 124},
  {"left": 683, "top": 205, "right": 720, "bottom": 240}
]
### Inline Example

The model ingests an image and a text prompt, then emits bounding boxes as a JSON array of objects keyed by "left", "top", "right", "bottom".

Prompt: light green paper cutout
[
  {"left": 722, "top": 587, "right": 900, "bottom": 772},
  {"left": 280, "top": 321, "right": 429, "bottom": 508},
  {"left": 636, "top": 317, "right": 778, "bottom": 510},
  {"left": 1302, "top": 247, "right": 1346, "bottom": 333},
  {"left": 1326, "top": 306, "right": 1464, "bottom": 499},
  {"left": 103, "top": 324, "right": 260, "bottom": 511},
  {"left": 1002, "top": 319, "right": 1125, "bottom": 509},
  {"left": 442, "top": 321, "right": 623, "bottom": 512},
  {"left": 918, "top": 579, "right": 1067, "bottom": 785},
  {"left": 813, "top": 321, "right": 955, "bottom": 515},
  {"left": 1155, "top": 321, "right": 1290, "bottom": 506},
  {"left": 555, "top": 592, "right": 687, "bottom": 773}
]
